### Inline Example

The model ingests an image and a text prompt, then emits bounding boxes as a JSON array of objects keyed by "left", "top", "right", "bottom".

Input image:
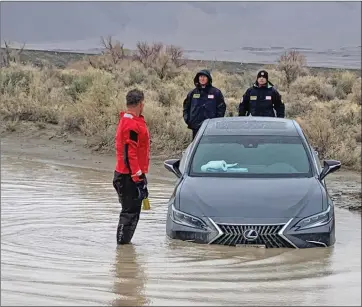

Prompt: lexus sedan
[{"left": 163, "top": 116, "right": 341, "bottom": 248}]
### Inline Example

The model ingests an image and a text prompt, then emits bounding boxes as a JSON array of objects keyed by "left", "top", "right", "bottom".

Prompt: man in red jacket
[{"left": 113, "top": 89, "right": 150, "bottom": 245}]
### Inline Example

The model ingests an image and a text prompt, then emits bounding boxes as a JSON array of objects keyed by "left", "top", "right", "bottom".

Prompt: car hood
[{"left": 178, "top": 176, "right": 324, "bottom": 221}]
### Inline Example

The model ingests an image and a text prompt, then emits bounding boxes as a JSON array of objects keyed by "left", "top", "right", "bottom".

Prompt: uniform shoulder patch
[{"left": 124, "top": 113, "right": 134, "bottom": 119}]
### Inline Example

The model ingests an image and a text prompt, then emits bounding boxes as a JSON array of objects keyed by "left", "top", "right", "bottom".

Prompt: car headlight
[
  {"left": 294, "top": 205, "right": 333, "bottom": 231},
  {"left": 170, "top": 204, "right": 208, "bottom": 230}
]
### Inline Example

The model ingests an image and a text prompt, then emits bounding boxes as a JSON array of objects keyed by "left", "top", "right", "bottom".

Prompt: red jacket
[{"left": 115, "top": 111, "right": 150, "bottom": 182}]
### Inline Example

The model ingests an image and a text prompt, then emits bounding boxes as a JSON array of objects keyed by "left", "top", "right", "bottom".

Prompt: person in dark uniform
[
  {"left": 238, "top": 70, "right": 285, "bottom": 118},
  {"left": 183, "top": 69, "right": 226, "bottom": 140},
  {"left": 112, "top": 89, "right": 150, "bottom": 245}
]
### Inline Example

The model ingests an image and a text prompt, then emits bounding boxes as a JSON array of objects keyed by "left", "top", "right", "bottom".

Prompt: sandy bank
[{"left": 0, "top": 121, "right": 168, "bottom": 174}]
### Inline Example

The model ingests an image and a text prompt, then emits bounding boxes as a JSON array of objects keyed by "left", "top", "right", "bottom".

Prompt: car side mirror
[
  {"left": 164, "top": 159, "right": 182, "bottom": 178},
  {"left": 319, "top": 159, "right": 341, "bottom": 181}
]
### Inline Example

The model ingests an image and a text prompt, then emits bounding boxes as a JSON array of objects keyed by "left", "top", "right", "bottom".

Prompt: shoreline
[
  {"left": 0, "top": 121, "right": 172, "bottom": 178},
  {"left": 1, "top": 121, "right": 360, "bottom": 212},
  {"left": 2, "top": 47, "right": 361, "bottom": 73}
]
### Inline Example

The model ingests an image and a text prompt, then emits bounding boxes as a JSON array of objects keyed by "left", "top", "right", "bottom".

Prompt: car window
[{"left": 189, "top": 135, "right": 312, "bottom": 178}]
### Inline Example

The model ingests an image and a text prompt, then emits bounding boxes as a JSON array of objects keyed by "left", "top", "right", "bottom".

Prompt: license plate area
[{"left": 235, "top": 244, "right": 266, "bottom": 248}]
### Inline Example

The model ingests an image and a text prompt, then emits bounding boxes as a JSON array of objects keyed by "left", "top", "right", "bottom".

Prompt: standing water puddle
[{"left": 1, "top": 155, "right": 361, "bottom": 306}]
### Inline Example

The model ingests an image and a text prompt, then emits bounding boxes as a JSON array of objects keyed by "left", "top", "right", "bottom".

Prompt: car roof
[{"left": 203, "top": 116, "right": 300, "bottom": 137}]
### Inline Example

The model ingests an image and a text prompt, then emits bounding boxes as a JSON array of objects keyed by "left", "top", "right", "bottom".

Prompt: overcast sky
[{"left": 1, "top": 1, "right": 361, "bottom": 51}]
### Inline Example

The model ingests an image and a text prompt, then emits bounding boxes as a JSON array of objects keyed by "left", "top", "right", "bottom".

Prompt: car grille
[{"left": 210, "top": 223, "right": 295, "bottom": 248}]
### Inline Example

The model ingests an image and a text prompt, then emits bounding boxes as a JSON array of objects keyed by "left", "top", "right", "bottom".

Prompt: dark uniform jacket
[
  {"left": 238, "top": 82, "right": 285, "bottom": 118},
  {"left": 183, "top": 70, "right": 226, "bottom": 130}
]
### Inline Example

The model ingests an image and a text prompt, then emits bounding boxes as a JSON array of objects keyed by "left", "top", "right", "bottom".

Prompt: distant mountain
[{"left": 1, "top": 1, "right": 361, "bottom": 52}]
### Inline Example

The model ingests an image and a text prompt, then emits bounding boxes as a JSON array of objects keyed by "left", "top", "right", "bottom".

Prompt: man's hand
[{"left": 135, "top": 180, "right": 148, "bottom": 200}]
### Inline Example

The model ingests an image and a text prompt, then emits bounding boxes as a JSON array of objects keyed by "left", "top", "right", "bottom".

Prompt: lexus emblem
[{"left": 243, "top": 229, "right": 258, "bottom": 241}]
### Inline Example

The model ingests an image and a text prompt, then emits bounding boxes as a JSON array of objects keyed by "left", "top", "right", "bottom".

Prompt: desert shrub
[
  {"left": 157, "top": 83, "right": 179, "bottom": 107},
  {"left": 1, "top": 46, "right": 361, "bottom": 170},
  {"left": 333, "top": 71, "right": 356, "bottom": 99},
  {"left": 225, "top": 97, "right": 239, "bottom": 117},
  {"left": 290, "top": 76, "right": 336, "bottom": 101},
  {"left": 133, "top": 42, "right": 186, "bottom": 80},
  {"left": 213, "top": 71, "right": 245, "bottom": 99},
  {"left": 295, "top": 102, "right": 361, "bottom": 171},
  {"left": 348, "top": 78, "right": 361, "bottom": 105},
  {"left": 58, "top": 71, "right": 94, "bottom": 101},
  {"left": 277, "top": 50, "right": 309, "bottom": 87},
  {"left": 285, "top": 94, "right": 318, "bottom": 118},
  {"left": 0, "top": 65, "right": 32, "bottom": 95},
  {"left": 122, "top": 64, "right": 150, "bottom": 87}
]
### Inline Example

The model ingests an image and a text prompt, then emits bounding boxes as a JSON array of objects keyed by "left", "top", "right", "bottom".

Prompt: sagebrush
[{"left": 0, "top": 44, "right": 361, "bottom": 171}]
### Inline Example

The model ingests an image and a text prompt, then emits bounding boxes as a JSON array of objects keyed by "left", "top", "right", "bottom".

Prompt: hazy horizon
[{"left": 1, "top": 1, "right": 361, "bottom": 68}]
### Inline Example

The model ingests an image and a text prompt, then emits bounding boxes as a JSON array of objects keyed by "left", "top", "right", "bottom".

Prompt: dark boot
[{"left": 116, "top": 212, "right": 141, "bottom": 245}]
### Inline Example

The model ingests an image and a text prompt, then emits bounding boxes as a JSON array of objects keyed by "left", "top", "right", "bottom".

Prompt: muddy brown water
[{"left": 1, "top": 155, "right": 361, "bottom": 306}]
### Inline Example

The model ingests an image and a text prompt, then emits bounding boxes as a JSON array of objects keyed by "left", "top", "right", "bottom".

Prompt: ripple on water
[{"left": 1, "top": 156, "right": 361, "bottom": 306}]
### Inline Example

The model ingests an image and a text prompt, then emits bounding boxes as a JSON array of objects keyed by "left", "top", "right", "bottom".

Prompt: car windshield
[{"left": 189, "top": 134, "right": 313, "bottom": 178}]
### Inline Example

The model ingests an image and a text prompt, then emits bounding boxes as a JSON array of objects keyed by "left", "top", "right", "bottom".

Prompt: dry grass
[{"left": 0, "top": 47, "right": 361, "bottom": 171}]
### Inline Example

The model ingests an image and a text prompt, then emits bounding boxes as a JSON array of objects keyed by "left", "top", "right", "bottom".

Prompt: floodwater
[{"left": 1, "top": 155, "right": 361, "bottom": 306}]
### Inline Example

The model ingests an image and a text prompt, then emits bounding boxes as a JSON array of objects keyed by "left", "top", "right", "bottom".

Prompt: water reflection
[{"left": 111, "top": 245, "right": 149, "bottom": 306}]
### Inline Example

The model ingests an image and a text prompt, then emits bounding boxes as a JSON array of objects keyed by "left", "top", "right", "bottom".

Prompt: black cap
[{"left": 257, "top": 70, "right": 268, "bottom": 80}]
